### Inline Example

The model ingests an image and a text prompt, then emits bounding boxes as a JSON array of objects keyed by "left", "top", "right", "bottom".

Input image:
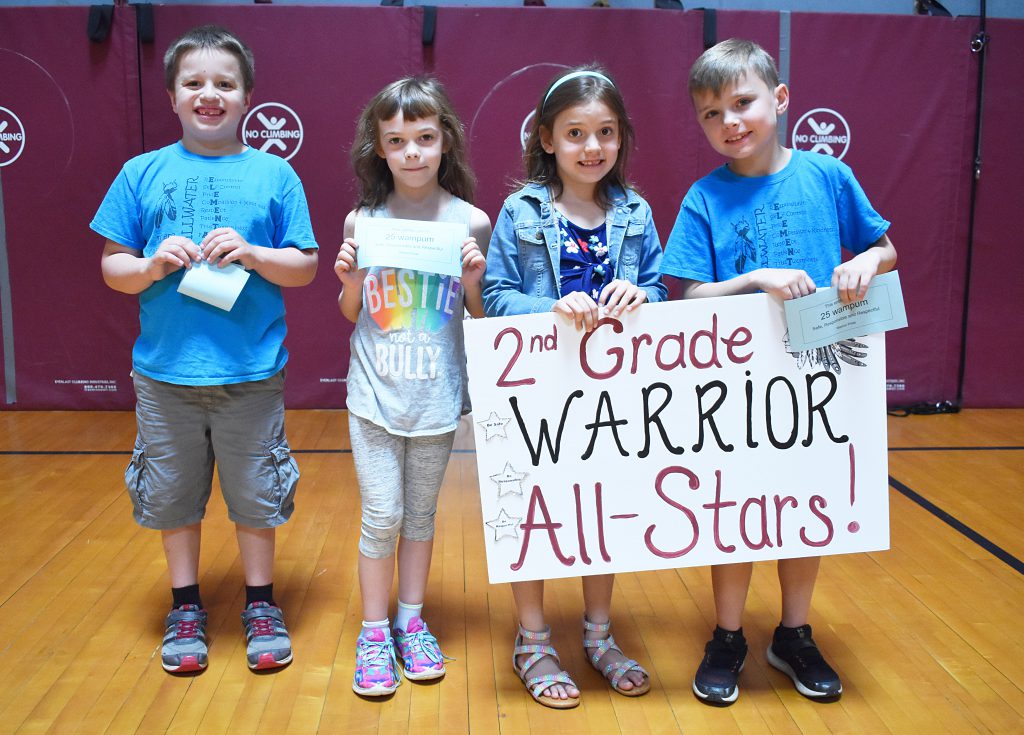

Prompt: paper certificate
[
  {"left": 784, "top": 270, "right": 908, "bottom": 351},
  {"left": 354, "top": 217, "right": 467, "bottom": 278},
  {"left": 177, "top": 260, "right": 250, "bottom": 311}
]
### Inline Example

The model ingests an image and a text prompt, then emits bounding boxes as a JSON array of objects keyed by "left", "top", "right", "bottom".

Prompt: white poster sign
[{"left": 465, "top": 294, "right": 889, "bottom": 584}]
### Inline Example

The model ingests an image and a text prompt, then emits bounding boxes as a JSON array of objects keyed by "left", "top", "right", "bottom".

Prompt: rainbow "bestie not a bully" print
[{"left": 363, "top": 267, "right": 463, "bottom": 381}]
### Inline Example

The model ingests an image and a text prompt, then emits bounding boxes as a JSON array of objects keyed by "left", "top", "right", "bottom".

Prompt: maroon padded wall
[
  {"left": 961, "top": 19, "right": 1024, "bottom": 407},
  {"left": 0, "top": 7, "right": 142, "bottom": 408},
  {"left": 787, "top": 13, "right": 978, "bottom": 406},
  {"left": 0, "top": 6, "right": 1016, "bottom": 409}
]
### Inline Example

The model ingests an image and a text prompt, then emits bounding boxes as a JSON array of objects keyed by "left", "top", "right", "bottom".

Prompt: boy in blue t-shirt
[
  {"left": 661, "top": 39, "right": 897, "bottom": 705},
  {"left": 92, "top": 26, "right": 318, "bottom": 674}
]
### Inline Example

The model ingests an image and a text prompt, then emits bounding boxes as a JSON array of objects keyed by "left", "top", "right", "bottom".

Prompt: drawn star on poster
[
  {"left": 490, "top": 461, "right": 527, "bottom": 498},
  {"left": 477, "top": 411, "right": 511, "bottom": 440},
  {"left": 485, "top": 508, "right": 521, "bottom": 541}
]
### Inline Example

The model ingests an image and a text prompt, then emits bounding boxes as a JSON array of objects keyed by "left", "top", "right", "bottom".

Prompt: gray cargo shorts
[{"left": 125, "top": 370, "right": 298, "bottom": 530}]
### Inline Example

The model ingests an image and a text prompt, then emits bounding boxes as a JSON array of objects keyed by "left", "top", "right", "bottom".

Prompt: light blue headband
[{"left": 542, "top": 70, "right": 615, "bottom": 108}]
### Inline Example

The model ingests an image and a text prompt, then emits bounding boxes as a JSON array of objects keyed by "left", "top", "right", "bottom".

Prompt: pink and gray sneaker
[
  {"left": 353, "top": 627, "right": 401, "bottom": 696},
  {"left": 393, "top": 617, "right": 446, "bottom": 681}
]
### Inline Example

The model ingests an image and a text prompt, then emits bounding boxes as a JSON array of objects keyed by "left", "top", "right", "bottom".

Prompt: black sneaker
[
  {"left": 766, "top": 624, "right": 842, "bottom": 700},
  {"left": 692, "top": 626, "right": 747, "bottom": 705}
]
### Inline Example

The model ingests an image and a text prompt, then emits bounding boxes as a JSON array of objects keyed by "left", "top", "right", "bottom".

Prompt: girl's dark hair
[
  {"left": 164, "top": 25, "right": 255, "bottom": 93},
  {"left": 522, "top": 65, "right": 635, "bottom": 210},
  {"left": 351, "top": 76, "right": 475, "bottom": 210}
]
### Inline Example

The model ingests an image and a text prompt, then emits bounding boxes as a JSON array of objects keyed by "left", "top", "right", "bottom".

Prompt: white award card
[
  {"left": 354, "top": 217, "right": 467, "bottom": 278},
  {"left": 784, "top": 271, "right": 908, "bottom": 351},
  {"left": 177, "top": 260, "right": 250, "bottom": 312}
]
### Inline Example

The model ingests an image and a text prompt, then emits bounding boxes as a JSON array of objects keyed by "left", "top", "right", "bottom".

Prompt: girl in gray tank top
[{"left": 334, "top": 76, "right": 492, "bottom": 697}]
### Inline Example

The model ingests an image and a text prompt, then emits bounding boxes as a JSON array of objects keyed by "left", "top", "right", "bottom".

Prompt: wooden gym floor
[{"left": 0, "top": 408, "right": 1021, "bottom": 734}]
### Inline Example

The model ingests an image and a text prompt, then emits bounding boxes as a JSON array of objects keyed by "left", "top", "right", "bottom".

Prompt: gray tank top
[{"left": 345, "top": 196, "right": 473, "bottom": 436}]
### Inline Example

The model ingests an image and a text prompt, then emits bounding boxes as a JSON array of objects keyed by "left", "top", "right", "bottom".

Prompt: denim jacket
[{"left": 483, "top": 183, "right": 667, "bottom": 317}]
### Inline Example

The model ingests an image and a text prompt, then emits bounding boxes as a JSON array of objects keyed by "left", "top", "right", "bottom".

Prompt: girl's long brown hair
[{"left": 351, "top": 76, "right": 475, "bottom": 209}]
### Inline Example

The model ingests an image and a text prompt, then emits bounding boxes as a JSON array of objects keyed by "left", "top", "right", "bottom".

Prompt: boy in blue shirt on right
[{"left": 661, "top": 39, "right": 897, "bottom": 705}]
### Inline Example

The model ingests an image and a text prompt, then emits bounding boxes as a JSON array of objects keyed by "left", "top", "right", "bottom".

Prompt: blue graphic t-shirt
[
  {"left": 661, "top": 150, "right": 890, "bottom": 287},
  {"left": 556, "top": 212, "right": 612, "bottom": 300},
  {"left": 90, "top": 142, "right": 318, "bottom": 385},
  {"left": 345, "top": 197, "right": 474, "bottom": 437}
]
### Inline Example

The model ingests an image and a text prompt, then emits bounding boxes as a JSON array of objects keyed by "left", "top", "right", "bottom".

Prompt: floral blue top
[
  {"left": 483, "top": 183, "right": 667, "bottom": 317},
  {"left": 557, "top": 212, "right": 612, "bottom": 300}
]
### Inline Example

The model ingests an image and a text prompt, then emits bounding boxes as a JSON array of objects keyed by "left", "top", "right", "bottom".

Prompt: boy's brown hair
[
  {"left": 688, "top": 38, "right": 781, "bottom": 101},
  {"left": 164, "top": 25, "right": 255, "bottom": 94}
]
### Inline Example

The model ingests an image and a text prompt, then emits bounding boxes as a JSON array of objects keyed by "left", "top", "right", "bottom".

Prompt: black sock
[
  {"left": 171, "top": 584, "right": 202, "bottom": 609},
  {"left": 774, "top": 622, "right": 809, "bottom": 639},
  {"left": 246, "top": 583, "right": 275, "bottom": 607},
  {"left": 713, "top": 625, "right": 747, "bottom": 651}
]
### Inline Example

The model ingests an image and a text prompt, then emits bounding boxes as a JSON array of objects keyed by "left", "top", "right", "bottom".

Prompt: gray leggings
[{"left": 348, "top": 413, "right": 456, "bottom": 559}]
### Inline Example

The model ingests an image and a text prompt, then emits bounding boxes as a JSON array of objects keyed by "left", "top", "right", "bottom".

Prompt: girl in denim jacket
[{"left": 482, "top": 65, "right": 666, "bottom": 709}]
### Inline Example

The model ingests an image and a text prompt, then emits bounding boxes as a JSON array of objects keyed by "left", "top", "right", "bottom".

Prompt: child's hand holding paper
[{"left": 177, "top": 259, "right": 250, "bottom": 311}]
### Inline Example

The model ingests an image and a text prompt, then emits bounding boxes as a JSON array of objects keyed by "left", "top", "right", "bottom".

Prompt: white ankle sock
[
  {"left": 361, "top": 618, "right": 390, "bottom": 638},
  {"left": 394, "top": 600, "right": 423, "bottom": 632}
]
